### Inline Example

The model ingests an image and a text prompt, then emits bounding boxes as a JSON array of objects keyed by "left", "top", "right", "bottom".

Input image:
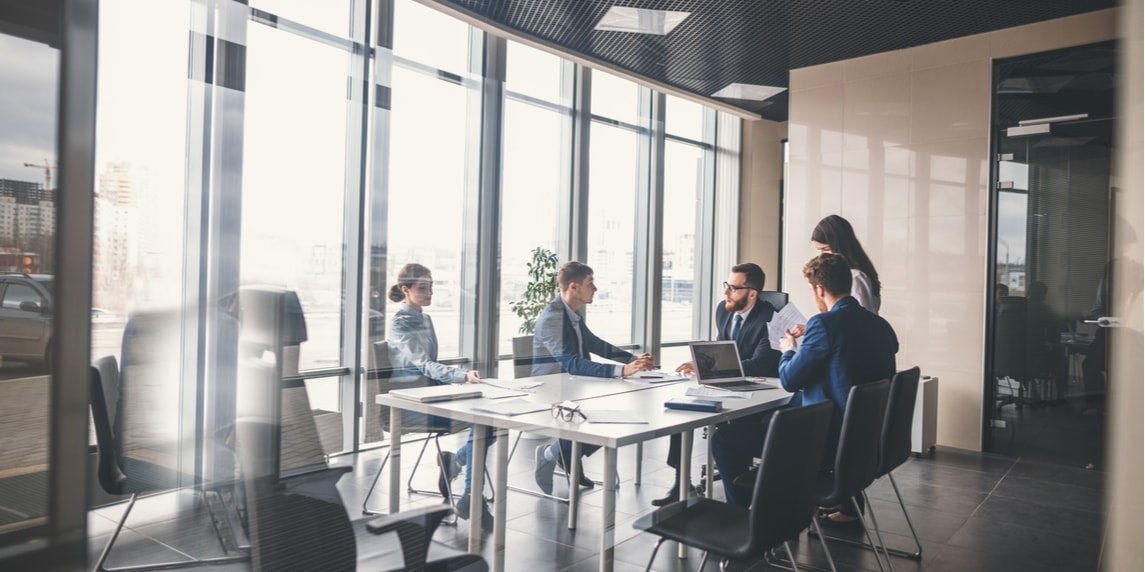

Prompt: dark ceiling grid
[{"left": 436, "top": 0, "right": 1115, "bottom": 121}]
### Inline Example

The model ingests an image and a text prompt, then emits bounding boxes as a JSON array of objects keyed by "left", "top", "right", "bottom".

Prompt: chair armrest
[
  {"left": 366, "top": 504, "right": 453, "bottom": 535},
  {"left": 367, "top": 505, "right": 453, "bottom": 570},
  {"left": 732, "top": 467, "right": 758, "bottom": 490}
]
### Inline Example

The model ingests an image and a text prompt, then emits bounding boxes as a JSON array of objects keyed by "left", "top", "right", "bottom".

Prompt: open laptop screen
[{"left": 690, "top": 341, "right": 745, "bottom": 382}]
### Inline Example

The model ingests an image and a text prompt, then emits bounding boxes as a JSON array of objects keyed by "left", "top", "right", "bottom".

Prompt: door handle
[{"left": 1083, "top": 317, "right": 1121, "bottom": 328}]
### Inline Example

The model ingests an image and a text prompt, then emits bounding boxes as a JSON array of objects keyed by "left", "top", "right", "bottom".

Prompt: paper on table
[
  {"left": 476, "top": 385, "right": 529, "bottom": 399},
  {"left": 767, "top": 302, "right": 807, "bottom": 351},
  {"left": 623, "top": 370, "right": 689, "bottom": 384},
  {"left": 685, "top": 386, "right": 749, "bottom": 400},
  {"left": 583, "top": 410, "right": 648, "bottom": 424},
  {"left": 482, "top": 378, "right": 543, "bottom": 391},
  {"left": 471, "top": 398, "right": 550, "bottom": 416}
]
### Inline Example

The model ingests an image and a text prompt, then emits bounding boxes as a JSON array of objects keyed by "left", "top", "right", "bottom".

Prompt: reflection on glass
[
  {"left": 385, "top": 62, "right": 479, "bottom": 359},
  {"left": 249, "top": 0, "right": 353, "bottom": 37},
  {"left": 996, "top": 191, "right": 1028, "bottom": 295},
  {"left": 499, "top": 99, "right": 565, "bottom": 355},
  {"left": 242, "top": 24, "right": 351, "bottom": 370},
  {"left": 590, "top": 69, "right": 642, "bottom": 125},
  {"left": 664, "top": 94, "right": 704, "bottom": 141},
  {"left": 393, "top": 0, "right": 471, "bottom": 78},
  {"left": 0, "top": 24, "right": 57, "bottom": 534},
  {"left": 661, "top": 141, "right": 704, "bottom": 342},
  {"left": 587, "top": 123, "right": 639, "bottom": 344},
  {"left": 506, "top": 41, "right": 565, "bottom": 104}
]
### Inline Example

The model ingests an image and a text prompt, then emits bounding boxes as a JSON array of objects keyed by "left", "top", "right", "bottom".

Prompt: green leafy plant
[{"left": 510, "top": 247, "right": 559, "bottom": 335}]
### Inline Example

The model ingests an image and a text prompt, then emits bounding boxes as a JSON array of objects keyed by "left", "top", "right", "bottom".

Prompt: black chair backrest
[
  {"left": 758, "top": 291, "right": 789, "bottom": 313},
  {"left": 879, "top": 367, "right": 921, "bottom": 476},
  {"left": 993, "top": 296, "right": 1028, "bottom": 380},
  {"left": 89, "top": 355, "right": 127, "bottom": 495},
  {"left": 828, "top": 380, "right": 890, "bottom": 503},
  {"left": 511, "top": 334, "right": 535, "bottom": 379},
  {"left": 749, "top": 400, "right": 834, "bottom": 548}
]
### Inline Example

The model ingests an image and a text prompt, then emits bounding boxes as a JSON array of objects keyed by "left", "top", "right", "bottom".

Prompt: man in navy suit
[
  {"left": 712, "top": 253, "right": 897, "bottom": 510},
  {"left": 651, "top": 263, "right": 781, "bottom": 507},
  {"left": 531, "top": 261, "right": 654, "bottom": 494}
]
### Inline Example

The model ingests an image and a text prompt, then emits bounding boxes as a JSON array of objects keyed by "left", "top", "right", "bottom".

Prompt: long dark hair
[
  {"left": 811, "top": 215, "right": 881, "bottom": 297},
  {"left": 388, "top": 263, "right": 431, "bottom": 302}
]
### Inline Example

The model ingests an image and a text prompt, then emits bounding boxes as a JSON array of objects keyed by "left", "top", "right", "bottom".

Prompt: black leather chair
[
  {"left": 758, "top": 290, "right": 789, "bottom": 312},
  {"left": 814, "top": 367, "right": 923, "bottom": 561},
  {"left": 89, "top": 355, "right": 249, "bottom": 572},
  {"left": 234, "top": 397, "right": 487, "bottom": 571},
  {"left": 813, "top": 380, "right": 893, "bottom": 572},
  {"left": 361, "top": 340, "right": 475, "bottom": 516},
  {"left": 634, "top": 401, "right": 835, "bottom": 572}
]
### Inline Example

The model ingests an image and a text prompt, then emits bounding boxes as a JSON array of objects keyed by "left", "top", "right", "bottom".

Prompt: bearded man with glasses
[{"left": 649, "top": 262, "right": 784, "bottom": 507}]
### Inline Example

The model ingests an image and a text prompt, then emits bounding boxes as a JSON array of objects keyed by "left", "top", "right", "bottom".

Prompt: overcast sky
[{"left": 0, "top": 34, "right": 58, "bottom": 184}]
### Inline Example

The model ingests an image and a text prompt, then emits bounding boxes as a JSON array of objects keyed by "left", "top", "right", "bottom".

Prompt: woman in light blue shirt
[{"left": 387, "top": 263, "right": 493, "bottom": 526}]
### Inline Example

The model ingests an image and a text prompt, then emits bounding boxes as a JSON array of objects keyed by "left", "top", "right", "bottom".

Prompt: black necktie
[{"left": 731, "top": 314, "right": 743, "bottom": 341}]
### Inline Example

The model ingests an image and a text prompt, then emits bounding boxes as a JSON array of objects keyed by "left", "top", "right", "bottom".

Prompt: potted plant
[{"left": 508, "top": 247, "right": 558, "bottom": 377}]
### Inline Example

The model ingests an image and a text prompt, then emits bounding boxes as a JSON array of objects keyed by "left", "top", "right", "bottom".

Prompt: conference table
[{"left": 376, "top": 372, "right": 792, "bottom": 572}]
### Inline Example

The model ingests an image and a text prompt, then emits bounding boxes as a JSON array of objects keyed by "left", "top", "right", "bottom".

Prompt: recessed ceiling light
[
  {"left": 711, "top": 83, "right": 787, "bottom": 101},
  {"left": 594, "top": 7, "right": 691, "bottom": 35}
]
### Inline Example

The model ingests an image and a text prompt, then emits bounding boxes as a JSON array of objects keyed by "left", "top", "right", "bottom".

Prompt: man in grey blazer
[{"left": 531, "top": 261, "right": 653, "bottom": 494}]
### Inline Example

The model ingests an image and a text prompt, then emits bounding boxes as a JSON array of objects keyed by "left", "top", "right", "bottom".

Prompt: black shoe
[
  {"left": 437, "top": 451, "right": 461, "bottom": 500},
  {"left": 556, "top": 453, "right": 594, "bottom": 489},
  {"left": 455, "top": 493, "right": 495, "bottom": 530},
  {"left": 651, "top": 483, "right": 697, "bottom": 507}
]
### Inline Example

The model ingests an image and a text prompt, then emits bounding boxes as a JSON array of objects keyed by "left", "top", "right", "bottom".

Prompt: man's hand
[
  {"left": 675, "top": 361, "right": 696, "bottom": 375},
  {"left": 789, "top": 324, "right": 806, "bottom": 338},
  {"left": 780, "top": 329, "right": 799, "bottom": 352},
  {"left": 464, "top": 370, "right": 482, "bottom": 384},
  {"left": 623, "top": 354, "right": 654, "bottom": 377}
]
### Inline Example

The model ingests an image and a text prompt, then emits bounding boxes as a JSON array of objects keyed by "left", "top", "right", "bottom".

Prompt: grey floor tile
[
  {"left": 947, "top": 516, "right": 1100, "bottom": 571},
  {"left": 991, "top": 474, "right": 1103, "bottom": 514}
]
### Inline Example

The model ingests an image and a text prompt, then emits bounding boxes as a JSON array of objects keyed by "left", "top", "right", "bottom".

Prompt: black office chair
[
  {"left": 634, "top": 401, "right": 835, "bottom": 572},
  {"left": 813, "top": 367, "right": 923, "bottom": 561},
  {"left": 812, "top": 380, "right": 893, "bottom": 572},
  {"left": 235, "top": 402, "right": 487, "bottom": 571},
  {"left": 361, "top": 340, "right": 478, "bottom": 516},
  {"left": 758, "top": 290, "right": 789, "bottom": 313},
  {"left": 89, "top": 355, "right": 249, "bottom": 572}
]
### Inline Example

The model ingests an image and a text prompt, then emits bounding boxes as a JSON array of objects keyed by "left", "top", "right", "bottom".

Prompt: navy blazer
[
  {"left": 714, "top": 301, "right": 781, "bottom": 377},
  {"left": 779, "top": 296, "right": 898, "bottom": 429},
  {"left": 531, "top": 298, "right": 637, "bottom": 378}
]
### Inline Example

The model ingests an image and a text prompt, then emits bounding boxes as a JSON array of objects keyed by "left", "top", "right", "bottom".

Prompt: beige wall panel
[{"left": 780, "top": 10, "right": 1115, "bottom": 451}]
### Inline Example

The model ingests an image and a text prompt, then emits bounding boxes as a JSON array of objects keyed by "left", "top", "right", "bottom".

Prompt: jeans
[{"left": 456, "top": 426, "right": 497, "bottom": 495}]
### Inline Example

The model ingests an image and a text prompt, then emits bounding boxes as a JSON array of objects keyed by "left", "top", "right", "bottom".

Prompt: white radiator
[{"left": 911, "top": 375, "right": 938, "bottom": 455}]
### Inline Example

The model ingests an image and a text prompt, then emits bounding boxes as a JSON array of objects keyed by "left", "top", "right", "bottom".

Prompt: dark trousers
[{"left": 1082, "top": 329, "right": 1107, "bottom": 405}]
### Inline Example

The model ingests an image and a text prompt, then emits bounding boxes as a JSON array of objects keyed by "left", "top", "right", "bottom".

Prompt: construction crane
[{"left": 23, "top": 159, "right": 52, "bottom": 191}]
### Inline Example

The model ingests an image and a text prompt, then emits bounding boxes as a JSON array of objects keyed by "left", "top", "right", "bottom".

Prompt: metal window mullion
[
  {"left": 337, "top": 0, "right": 373, "bottom": 453},
  {"left": 457, "top": 26, "right": 485, "bottom": 362},
  {"left": 555, "top": 58, "right": 577, "bottom": 259},
  {"left": 197, "top": 0, "right": 249, "bottom": 488},
  {"left": 48, "top": 0, "right": 99, "bottom": 562},
  {"left": 709, "top": 112, "right": 740, "bottom": 339},
  {"left": 568, "top": 66, "right": 591, "bottom": 263},
  {"left": 694, "top": 108, "right": 717, "bottom": 341},
  {"left": 634, "top": 87, "right": 663, "bottom": 354},
  {"left": 475, "top": 35, "right": 506, "bottom": 376}
]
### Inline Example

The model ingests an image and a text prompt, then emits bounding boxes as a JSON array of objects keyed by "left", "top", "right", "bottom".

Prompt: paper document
[
  {"left": 623, "top": 370, "right": 689, "bottom": 384},
  {"left": 685, "top": 386, "right": 749, "bottom": 400},
  {"left": 482, "top": 378, "right": 543, "bottom": 391},
  {"left": 767, "top": 302, "right": 807, "bottom": 351},
  {"left": 471, "top": 399, "right": 550, "bottom": 416},
  {"left": 583, "top": 410, "right": 648, "bottom": 424},
  {"left": 477, "top": 385, "right": 529, "bottom": 399}
]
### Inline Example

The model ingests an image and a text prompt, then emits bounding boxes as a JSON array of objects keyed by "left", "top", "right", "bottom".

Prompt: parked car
[{"left": 0, "top": 273, "right": 54, "bottom": 368}]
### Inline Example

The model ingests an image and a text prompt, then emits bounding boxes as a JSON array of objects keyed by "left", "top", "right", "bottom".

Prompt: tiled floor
[{"left": 88, "top": 434, "right": 1105, "bottom": 571}]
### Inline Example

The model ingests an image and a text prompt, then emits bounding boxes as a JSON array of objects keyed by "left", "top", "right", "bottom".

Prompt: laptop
[
  {"left": 689, "top": 340, "right": 778, "bottom": 392},
  {"left": 389, "top": 384, "right": 483, "bottom": 403}
]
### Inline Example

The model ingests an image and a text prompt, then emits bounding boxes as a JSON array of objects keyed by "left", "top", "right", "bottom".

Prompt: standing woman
[
  {"left": 387, "top": 263, "right": 493, "bottom": 526},
  {"left": 811, "top": 215, "right": 882, "bottom": 314}
]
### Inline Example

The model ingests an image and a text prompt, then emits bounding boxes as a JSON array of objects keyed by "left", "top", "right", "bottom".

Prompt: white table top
[{"left": 375, "top": 372, "right": 792, "bottom": 448}]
